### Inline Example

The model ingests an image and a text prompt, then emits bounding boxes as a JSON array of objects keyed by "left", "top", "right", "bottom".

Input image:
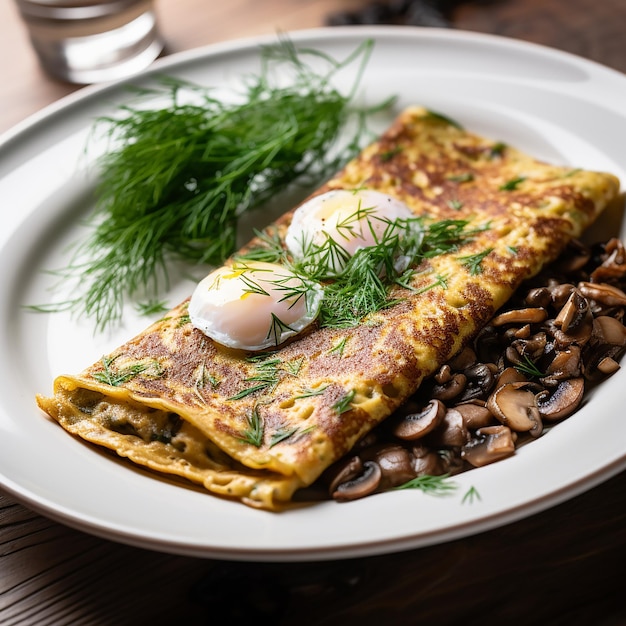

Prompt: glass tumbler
[{"left": 14, "top": 0, "right": 164, "bottom": 84}]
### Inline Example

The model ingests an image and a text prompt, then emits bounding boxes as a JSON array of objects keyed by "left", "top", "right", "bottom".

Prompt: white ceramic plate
[{"left": 1, "top": 26, "right": 625, "bottom": 562}]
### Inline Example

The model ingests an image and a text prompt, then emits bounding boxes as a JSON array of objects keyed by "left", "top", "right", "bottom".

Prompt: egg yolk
[
  {"left": 285, "top": 189, "right": 415, "bottom": 272},
  {"left": 188, "top": 261, "right": 322, "bottom": 351}
]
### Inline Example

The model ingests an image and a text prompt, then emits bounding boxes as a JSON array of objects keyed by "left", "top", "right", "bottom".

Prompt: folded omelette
[{"left": 37, "top": 107, "right": 621, "bottom": 509}]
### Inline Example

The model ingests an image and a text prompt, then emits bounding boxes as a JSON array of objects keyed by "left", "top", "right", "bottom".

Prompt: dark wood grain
[
  {"left": 2, "top": 470, "right": 625, "bottom": 624},
  {"left": 1, "top": 1, "right": 625, "bottom": 624}
]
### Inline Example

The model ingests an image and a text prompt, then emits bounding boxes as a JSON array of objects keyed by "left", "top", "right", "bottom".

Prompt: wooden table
[{"left": 1, "top": 1, "right": 625, "bottom": 623}]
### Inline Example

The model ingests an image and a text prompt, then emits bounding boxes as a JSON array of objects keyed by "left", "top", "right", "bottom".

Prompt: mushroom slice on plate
[
  {"left": 535, "top": 377, "right": 585, "bottom": 421},
  {"left": 328, "top": 457, "right": 382, "bottom": 502},
  {"left": 392, "top": 399, "right": 446, "bottom": 440},
  {"left": 462, "top": 425, "right": 516, "bottom": 467},
  {"left": 487, "top": 381, "right": 543, "bottom": 436}
]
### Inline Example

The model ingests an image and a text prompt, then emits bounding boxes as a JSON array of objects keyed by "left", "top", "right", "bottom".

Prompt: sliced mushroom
[
  {"left": 330, "top": 459, "right": 382, "bottom": 502},
  {"left": 411, "top": 443, "right": 446, "bottom": 476},
  {"left": 491, "top": 307, "right": 548, "bottom": 327},
  {"left": 455, "top": 401, "right": 495, "bottom": 429},
  {"left": 496, "top": 366, "right": 528, "bottom": 386},
  {"left": 431, "top": 372, "right": 467, "bottom": 402},
  {"left": 583, "top": 315, "right": 626, "bottom": 381},
  {"left": 461, "top": 425, "right": 516, "bottom": 467},
  {"left": 486, "top": 382, "right": 543, "bottom": 436},
  {"left": 427, "top": 408, "right": 470, "bottom": 448},
  {"left": 456, "top": 362, "right": 496, "bottom": 402},
  {"left": 326, "top": 455, "right": 363, "bottom": 495},
  {"left": 596, "top": 356, "right": 621, "bottom": 375},
  {"left": 434, "top": 364, "right": 452, "bottom": 384},
  {"left": 372, "top": 445, "right": 417, "bottom": 489},
  {"left": 474, "top": 325, "right": 502, "bottom": 364},
  {"left": 553, "top": 290, "right": 594, "bottom": 348},
  {"left": 591, "top": 315, "right": 626, "bottom": 347},
  {"left": 554, "top": 289, "right": 589, "bottom": 333},
  {"left": 547, "top": 282, "right": 576, "bottom": 308},
  {"left": 513, "top": 324, "right": 532, "bottom": 339},
  {"left": 578, "top": 281, "right": 626, "bottom": 307},
  {"left": 448, "top": 345, "right": 478, "bottom": 371},
  {"left": 590, "top": 238, "right": 626, "bottom": 283},
  {"left": 525, "top": 286, "right": 552, "bottom": 309},
  {"left": 392, "top": 399, "right": 446, "bottom": 440},
  {"left": 535, "top": 377, "right": 584, "bottom": 421},
  {"left": 541, "top": 345, "right": 581, "bottom": 386},
  {"left": 511, "top": 332, "right": 547, "bottom": 361}
]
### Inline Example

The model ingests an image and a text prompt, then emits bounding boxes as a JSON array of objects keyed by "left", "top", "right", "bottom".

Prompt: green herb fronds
[
  {"left": 499, "top": 176, "right": 527, "bottom": 191},
  {"left": 333, "top": 389, "right": 356, "bottom": 414},
  {"left": 92, "top": 355, "right": 164, "bottom": 387},
  {"left": 228, "top": 354, "right": 287, "bottom": 400},
  {"left": 394, "top": 473, "right": 457, "bottom": 496},
  {"left": 514, "top": 354, "right": 545, "bottom": 378},
  {"left": 457, "top": 247, "right": 494, "bottom": 275},
  {"left": 48, "top": 37, "right": 391, "bottom": 332},
  {"left": 239, "top": 406, "right": 264, "bottom": 447},
  {"left": 462, "top": 485, "right": 481, "bottom": 504},
  {"left": 239, "top": 214, "right": 485, "bottom": 329}
]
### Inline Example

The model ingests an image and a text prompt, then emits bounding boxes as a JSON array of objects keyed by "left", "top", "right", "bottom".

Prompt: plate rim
[{"left": 1, "top": 24, "right": 625, "bottom": 561}]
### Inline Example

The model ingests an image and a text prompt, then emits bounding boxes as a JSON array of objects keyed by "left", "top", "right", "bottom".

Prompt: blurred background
[{"left": 2, "top": 0, "right": 625, "bottom": 135}]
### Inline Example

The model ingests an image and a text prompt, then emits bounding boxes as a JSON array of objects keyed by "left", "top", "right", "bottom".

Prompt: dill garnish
[
  {"left": 293, "top": 385, "right": 329, "bottom": 399},
  {"left": 92, "top": 355, "right": 163, "bottom": 386},
  {"left": 239, "top": 406, "right": 264, "bottom": 447},
  {"left": 394, "top": 473, "right": 457, "bottom": 495},
  {"left": 447, "top": 172, "right": 475, "bottom": 183},
  {"left": 228, "top": 355, "right": 283, "bottom": 400},
  {"left": 48, "top": 37, "right": 391, "bottom": 332},
  {"left": 514, "top": 354, "right": 545, "bottom": 378},
  {"left": 424, "top": 110, "right": 463, "bottom": 130},
  {"left": 134, "top": 299, "right": 169, "bottom": 317},
  {"left": 447, "top": 199, "right": 463, "bottom": 211},
  {"left": 333, "top": 389, "right": 356, "bottom": 414},
  {"left": 328, "top": 337, "right": 348, "bottom": 356},
  {"left": 238, "top": 214, "right": 486, "bottom": 329},
  {"left": 499, "top": 176, "right": 527, "bottom": 191},
  {"left": 457, "top": 247, "right": 494, "bottom": 275},
  {"left": 462, "top": 485, "right": 481, "bottom": 504}
]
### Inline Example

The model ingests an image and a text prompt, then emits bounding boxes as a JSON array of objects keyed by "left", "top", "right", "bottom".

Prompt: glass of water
[{"left": 14, "top": 0, "right": 164, "bottom": 84}]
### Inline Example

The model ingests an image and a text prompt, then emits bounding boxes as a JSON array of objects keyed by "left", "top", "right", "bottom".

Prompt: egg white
[
  {"left": 189, "top": 261, "right": 323, "bottom": 351},
  {"left": 285, "top": 189, "right": 415, "bottom": 273}
]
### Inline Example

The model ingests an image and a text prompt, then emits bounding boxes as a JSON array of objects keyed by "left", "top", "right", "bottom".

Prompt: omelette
[{"left": 36, "top": 106, "right": 621, "bottom": 510}]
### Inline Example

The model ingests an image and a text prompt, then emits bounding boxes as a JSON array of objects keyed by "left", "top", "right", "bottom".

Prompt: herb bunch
[
  {"left": 238, "top": 212, "right": 487, "bottom": 329},
  {"left": 49, "top": 37, "right": 390, "bottom": 331}
]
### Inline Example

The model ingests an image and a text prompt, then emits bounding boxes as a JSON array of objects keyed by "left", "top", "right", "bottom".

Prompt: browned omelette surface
[{"left": 37, "top": 107, "right": 621, "bottom": 509}]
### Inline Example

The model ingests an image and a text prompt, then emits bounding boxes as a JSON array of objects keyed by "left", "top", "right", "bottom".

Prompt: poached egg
[
  {"left": 189, "top": 261, "right": 323, "bottom": 351},
  {"left": 285, "top": 189, "right": 415, "bottom": 273}
]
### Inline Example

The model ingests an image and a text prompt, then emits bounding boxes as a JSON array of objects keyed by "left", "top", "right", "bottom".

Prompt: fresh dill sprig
[
  {"left": 333, "top": 389, "right": 356, "bottom": 414},
  {"left": 394, "top": 473, "right": 457, "bottom": 496},
  {"left": 238, "top": 213, "right": 485, "bottom": 330},
  {"left": 239, "top": 406, "right": 264, "bottom": 447},
  {"left": 462, "top": 485, "right": 481, "bottom": 504},
  {"left": 447, "top": 172, "right": 474, "bottom": 183},
  {"left": 328, "top": 337, "right": 348, "bottom": 356},
  {"left": 228, "top": 355, "right": 283, "bottom": 400},
  {"left": 269, "top": 424, "right": 315, "bottom": 448},
  {"left": 457, "top": 247, "right": 494, "bottom": 275},
  {"left": 267, "top": 313, "right": 296, "bottom": 347},
  {"left": 499, "top": 176, "right": 527, "bottom": 191},
  {"left": 514, "top": 354, "right": 545, "bottom": 378},
  {"left": 92, "top": 355, "right": 163, "bottom": 387},
  {"left": 134, "top": 299, "right": 169, "bottom": 317},
  {"left": 293, "top": 385, "right": 329, "bottom": 399},
  {"left": 45, "top": 37, "right": 391, "bottom": 332}
]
